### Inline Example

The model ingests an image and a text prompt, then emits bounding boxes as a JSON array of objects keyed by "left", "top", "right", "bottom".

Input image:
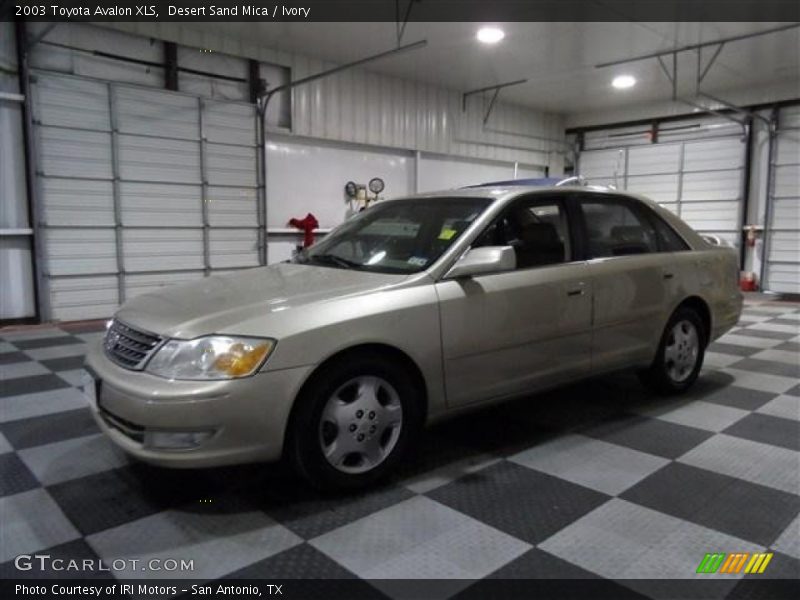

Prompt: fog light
[{"left": 144, "top": 430, "right": 214, "bottom": 450}]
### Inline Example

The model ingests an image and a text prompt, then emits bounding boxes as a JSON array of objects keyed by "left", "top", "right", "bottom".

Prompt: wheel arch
[
  {"left": 675, "top": 295, "right": 712, "bottom": 347},
  {"left": 282, "top": 343, "right": 429, "bottom": 452}
]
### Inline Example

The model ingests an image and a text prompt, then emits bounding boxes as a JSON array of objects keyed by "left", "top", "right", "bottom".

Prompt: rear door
[{"left": 576, "top": 194, "right": 676, "bottom": 372}]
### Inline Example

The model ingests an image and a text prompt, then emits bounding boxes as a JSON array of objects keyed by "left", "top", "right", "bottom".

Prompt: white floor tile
[
  {"left": 0, "top": 388, "right": 88, "bottom": 423},
  {"left": 756, "top": 395, "right": 799, "bottom": 422},
  {"left": 509, "top": 434, "right": 669, "bottom": 496},
  {"left": 637, "top": 400, "right": 749, "bottom": 433},
  {"left": 19, "top": 434, "right": 129, "bottom": 486},
  {"left": 0, "top": 489, "right": 81, "bottom": 563},
  {"left": 0, "top": 361, "right": 50, "bottom": 381},
  {"left": 88, "top": 509, "right": 302, "bottom": 581},
  {"left": 679, "top": 434, "right": 799, "bottom": 495}
]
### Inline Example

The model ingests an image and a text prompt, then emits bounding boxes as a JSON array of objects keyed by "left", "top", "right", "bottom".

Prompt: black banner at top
[{"left": 3, "top": 0, "right": 800, "bottom": 22}]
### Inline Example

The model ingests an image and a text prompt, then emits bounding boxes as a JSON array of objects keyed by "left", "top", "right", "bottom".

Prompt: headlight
[{"left": 146, "top": 336, "right": 275, "bottom": 380}]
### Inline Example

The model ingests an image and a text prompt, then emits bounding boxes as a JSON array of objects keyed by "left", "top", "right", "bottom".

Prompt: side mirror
[{"left": 444, "top": 246, "right": 516, "bottom": 279}]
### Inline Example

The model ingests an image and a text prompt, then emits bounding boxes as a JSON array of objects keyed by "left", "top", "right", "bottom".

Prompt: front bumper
[{"left": 84, "top": 340, "right": 312, "bottom": 468}]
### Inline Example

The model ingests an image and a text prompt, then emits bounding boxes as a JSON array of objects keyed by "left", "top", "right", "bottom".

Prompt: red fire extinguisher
[{"left": 288, "top": 213, "right": 319, "bottom": 248}]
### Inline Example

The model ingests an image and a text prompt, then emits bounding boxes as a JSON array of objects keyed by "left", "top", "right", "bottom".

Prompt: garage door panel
[
  {"left": 679, "top": 202, "right": 740, "bottom": 231},
  {"left": 681, "top": 170, "right": 741, "bottom": 201},
  {"left": 42, "top": 178, "right": 114, "bottom": 226},
  {"left": 122, "top": 229, "right": 204, "bottom": 272},
  {"left": 627, "top": 144, "right": 680, "bottom": 175},
  {"left": 124, "top": 271, "right": 205, "bottom": 301},
  {"left": 206, "top": 143, "right": 257, "bottom": 187},
  {"left": 115, "top": 87, "right": 199, "bottom": 140},
  {"left": 207, "top": 187, "right": 258, "bottom": 226},
  {"left": 118, "top": 134, "right": 201, "bottom": 183},
  {"left": 773, "top": 165, "right": 800, "bottom": 198},
  {"left": 45, "top": 229, "right": 117, "bottom": 276},
  {"left": 209, "top": 229, "right": 259, "bottom": 268},
  {"left": 775, "top": 135, "right": 800, "bottom": 166},
  {"left": 38, "top": 127, "right": 112, "bottom": 179},
  {"left": 33, "top": 75, "right": 110, "bottom": 131},
  {"left": 50, "top": 276, "right": 119, "bottom": 321},
  {"left": 624, "top": 173, "right": 678, "bottom": 202},
  {"left": 120, "top": 182, "right": 202, "bottom": 227},
  {"left": 203, "top": 102, "right": 256, "bottom": 146},
  {"left": 579, "top": 149, "right": 624, "bottom": 178},
  {"left": 770, "top": 198, "right": 799, "bottom": 229},
  {"left": 768, "top": 232, "right": 800, "bottom": 262},
  {"left": 778, "top": 106, "right": 800, "bottom": 129},
  {"left": 682, "top": 139, "right": 744, "bottom": 172}
]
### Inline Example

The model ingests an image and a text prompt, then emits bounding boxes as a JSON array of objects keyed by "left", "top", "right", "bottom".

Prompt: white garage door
[
  {"left": 764, "top": 105, "right": 800, "bottom": 294},
  {"left": 578, "top": 117, "right": 747, "bottom": 248},
  {"left": 32, "top": 73, "right": 261, "bottom": 321}
]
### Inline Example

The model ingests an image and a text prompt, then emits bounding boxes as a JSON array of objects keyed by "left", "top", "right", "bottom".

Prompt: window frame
[
  {"left": 469, "top": 193, "right": 579, "bottom": 272},
  {"left": 572, "top": 193, "right": 670, "bottom": 260}
]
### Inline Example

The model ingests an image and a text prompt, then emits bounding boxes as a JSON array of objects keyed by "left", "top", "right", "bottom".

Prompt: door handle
[
  {"left": 567, "top": 287, "right": 585, "bottom": 297},
  {"left": 663, "top": 272, "right": 674, "bottom": 280}
]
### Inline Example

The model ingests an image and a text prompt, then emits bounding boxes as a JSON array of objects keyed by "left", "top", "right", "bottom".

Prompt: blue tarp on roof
[{"left": 463, "top": 177, "right": 562, "bottom": 188}]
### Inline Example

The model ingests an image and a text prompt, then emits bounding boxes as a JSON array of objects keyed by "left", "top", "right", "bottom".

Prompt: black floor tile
[
  {"left": 0, "top": 453, "right": 40, "bottom": 496},
  {"left": 225, "top": 543, "right": 360, "bottom": 579},
  {"left": 724, "top": 413, "right": 800, "bottom": 452},
  {"left": 41, "top": 355, "right": 87, "bottom": 372},
  {"left": 730, "top": 358, "right": 799, "bottom": 379},
  {"left": 0, "top": 351, "right": 31, "bottom": 365},
  {"left": 485, "top": 548, "right": 600, "bottom": 579},
  {"left": 707, "top": 342, "right": 761, "bottom": 357},
  {"left": 427, "top": 461, "right": 609, "bottom": 544},
  {"left": 579, "top": 414, "right": 713, "bottom": 459},
  {"left": 690, "top": 381, "right": 777, "bottom": 411},
  {"left": 621, "top": 463, "right": 800, "bottom": 547},
  {"left": 774, "top": 341, "right": 800, "bottom": 354},
  {"left": 0, "top": 373, "right": 70, "bottom": 398},
  {"left": 46, "top": 466, "right": 187, "bottom": 536},
  {"left": 785, "top": 384, "right": 800, "bottom": 397},
  {"left": 262, "top": 481, "right": 415, "bottom": 540},
  {"left": 13, "top": 336, "right": 84, "bottom": 350},
  {"left": 733, "top": 329, "right": 796, "bottom": 341},
  {"left": 0, "top": 408, "right": 99, "bottom": 450},
  {"left": 0, "top": 539, "right": 112, "bottom": 579}
]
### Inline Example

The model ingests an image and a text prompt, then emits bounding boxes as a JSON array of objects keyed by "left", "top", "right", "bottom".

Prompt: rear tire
[
  {"left": 639, "top": 306, "right": 706, "bottom": 395},
  {"left": 287, "top": 352, "right": 423, "bottom": 491}
]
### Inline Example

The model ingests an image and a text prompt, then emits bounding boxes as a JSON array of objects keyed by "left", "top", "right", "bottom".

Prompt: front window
[{"left": 294, "top": 197, "right": 491, "bottom": 274}]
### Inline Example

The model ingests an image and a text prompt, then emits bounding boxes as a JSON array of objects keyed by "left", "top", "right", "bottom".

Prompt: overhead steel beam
[
  {"left": 461, "top": 79, "right": 528, "bottom": 119},
  {"left": 594, "top": 23, "right": 800, "bottom": 69},
  {"left": 697, "top": 91, "right": 773, "bottom": 128},
  {"left": 259, "top": 39, "right": 427, "bottom": 113}
]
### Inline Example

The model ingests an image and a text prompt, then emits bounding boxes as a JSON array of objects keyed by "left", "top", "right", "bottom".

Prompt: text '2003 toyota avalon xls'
[{"left": 83, "top": 184, "right": 742, "bottom": 489}]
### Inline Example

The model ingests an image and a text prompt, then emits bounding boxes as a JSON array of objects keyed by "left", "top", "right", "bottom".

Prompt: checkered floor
[{"left": 1, "top": 297, "right": 798, "bottom": 599}]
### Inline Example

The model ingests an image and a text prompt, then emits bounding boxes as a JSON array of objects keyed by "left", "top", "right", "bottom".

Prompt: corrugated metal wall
[
  {"left": 104, "top": 22, "right": 565, "bottom": 171},
  {"left": 32, "top": 73, "right": 261, "bottom": 321},
  {"left": 764, "top": 105, "right": 800, "bottom": 294},
  {"left": 578, "top": 117, "right": 747, "bottom": 247}
]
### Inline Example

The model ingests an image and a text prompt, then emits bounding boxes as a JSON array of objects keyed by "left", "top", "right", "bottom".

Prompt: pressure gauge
[
  {"left": 368, "top": 177, "right": 385, "bottom": 195},
  {"left": 344, "top": 181, "right": 358, "bottom": 199}
]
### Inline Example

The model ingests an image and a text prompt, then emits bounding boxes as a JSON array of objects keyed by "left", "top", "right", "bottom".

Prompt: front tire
[
  {"left": 639, "top": 306, "right": 706, "bottom": 395},
  {"left": 287, "top": 353, "right": 423, "bottom": 490}
]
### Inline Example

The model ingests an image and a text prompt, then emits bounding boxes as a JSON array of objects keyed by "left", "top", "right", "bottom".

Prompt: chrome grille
[{"left": 104, "top": 319, "right": 163, "bottom": 370}]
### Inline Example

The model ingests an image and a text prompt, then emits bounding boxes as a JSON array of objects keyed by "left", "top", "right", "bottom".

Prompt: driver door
[{"left": 435, "top": 195, "right": 592, "bottom": 407}]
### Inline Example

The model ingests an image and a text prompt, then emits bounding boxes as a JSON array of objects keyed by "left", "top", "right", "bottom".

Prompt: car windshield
[{"left": 294, "top": 197, "right": 491, "bottom": 274}]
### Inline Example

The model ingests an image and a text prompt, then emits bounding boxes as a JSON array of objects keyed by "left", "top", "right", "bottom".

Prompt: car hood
[{"left": 115, "top": 262, "right": 409, "bottom": 339}]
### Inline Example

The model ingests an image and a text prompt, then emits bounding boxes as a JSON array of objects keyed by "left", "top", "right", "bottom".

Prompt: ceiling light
[
  {"left": 612, "top": 75, "right": 637, "bottom": 89},
  {"left": 477, "top": 27, "right": 505, "bottom": 44}
]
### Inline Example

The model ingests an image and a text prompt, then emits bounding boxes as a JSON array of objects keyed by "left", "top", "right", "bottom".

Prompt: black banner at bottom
[{"left": 2, "top": 578, "right": 799, "bottom": 600}]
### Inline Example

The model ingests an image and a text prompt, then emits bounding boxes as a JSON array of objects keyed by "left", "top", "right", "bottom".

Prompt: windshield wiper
[{"left": 307, "top": 253, "right": 362, "bottom": 269}]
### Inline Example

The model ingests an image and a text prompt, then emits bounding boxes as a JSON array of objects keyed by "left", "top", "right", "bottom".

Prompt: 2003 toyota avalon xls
[{"left": 83, "top": 184, "right": 742, "bottom": 489}]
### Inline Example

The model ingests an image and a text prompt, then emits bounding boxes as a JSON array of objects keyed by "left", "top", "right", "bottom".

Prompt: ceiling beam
[{"left": 594, "top": 22, "right": 800, "bottom": 69}]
